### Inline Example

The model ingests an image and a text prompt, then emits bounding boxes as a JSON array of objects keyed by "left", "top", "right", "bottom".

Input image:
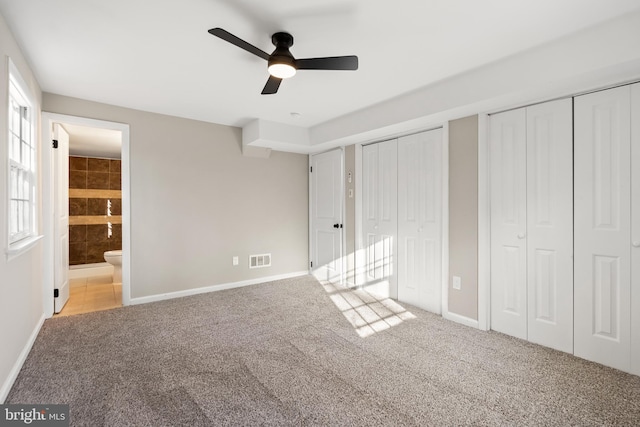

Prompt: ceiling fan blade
[
  {"left": 261, "top": 76, "right": 282, "bottom": 95},
  {"left": 296, "top": 55, "right": 358, "bottom": 70},
  {"left": 208, "top": 28, "right": 270, "bottom": 61}
]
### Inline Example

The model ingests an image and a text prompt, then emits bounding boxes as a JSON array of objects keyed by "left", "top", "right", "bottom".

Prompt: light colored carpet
[{"left": 7, "top": 275, "right": 640, "bottom": 426}]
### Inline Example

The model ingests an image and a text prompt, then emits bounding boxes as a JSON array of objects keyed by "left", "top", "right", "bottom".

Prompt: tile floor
[{"left": 56, "top": 275, "right": 122, "bottom": 317}]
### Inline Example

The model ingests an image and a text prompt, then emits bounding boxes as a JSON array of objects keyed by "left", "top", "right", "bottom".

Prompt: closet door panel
[
  {"left": 398, "top": 129, "right": 442, "bottom": 313},
  {"left": 378, "top": 139, "right": 398, "bottom": 299},
  {"left": 379, "top": 140, "right": 398, "bottom": 232},
  {"left": 526, "top": 99, "right": 573, "bottom": 353},
  {"left": 490, "top": 108, "right": 528, "bottom": 340},
  {"left": 362, "top": 140, "right": 398, "bottom": 299},
  {"left": 574, "top": 85, "right": 631, "bottom": 372},
  {"left": 631, "top": 82, "right": 640, "bottom": 376}
]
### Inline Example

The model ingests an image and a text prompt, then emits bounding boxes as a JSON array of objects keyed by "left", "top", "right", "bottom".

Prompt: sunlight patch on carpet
[{"left": 321, "top": 282, "right": 416, "bottom": 337}]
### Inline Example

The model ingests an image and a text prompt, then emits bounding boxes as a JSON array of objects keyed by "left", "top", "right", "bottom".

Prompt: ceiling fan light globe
[{"left": 268, "top": 63, "right": 296, "bottom": 79}]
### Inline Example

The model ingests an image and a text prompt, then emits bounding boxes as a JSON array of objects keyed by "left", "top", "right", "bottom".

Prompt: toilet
[{"left": 104, "top": 250, "right": 122, "bottom": 283}]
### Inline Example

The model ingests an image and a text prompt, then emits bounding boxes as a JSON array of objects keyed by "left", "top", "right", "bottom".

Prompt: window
[{"left": 7, "top": 60, "right": 37, "bottom": 246}]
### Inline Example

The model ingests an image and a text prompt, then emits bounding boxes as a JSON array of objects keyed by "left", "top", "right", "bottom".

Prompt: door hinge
[
  {"left": 54, "top": 288, "right": 59, "bottom": 298},
  {"left": 52, "top": 139, "right": 58, "bottom": 149},
  {"left": 310, "top": 166, "right": 313, "bottom": 173},
  {"left": 310, "top": 261, "right": 313, "bottom": 268}
]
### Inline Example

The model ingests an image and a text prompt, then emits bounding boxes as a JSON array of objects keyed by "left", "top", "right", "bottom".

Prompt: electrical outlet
[
  {"left": 232, "top": 256, "right": 239, "bottom": 266},
  {"left": 453, "top": 276, "right": 461, "bottom": 290}
]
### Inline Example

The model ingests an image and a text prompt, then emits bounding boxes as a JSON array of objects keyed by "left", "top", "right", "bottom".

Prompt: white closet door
[
  {"left": 574, "top": 85, "right": 631, "bottom": 372},
  {"left": 526, "top": 99, "right": 573, "bottom": 353},
  {"left": 397, "top": 129, "right": 442, "bottom": 313},
  {"left": 310, "top": 149, "right": 343, "bottom": 283},
  {"left": 490, "top": 108, "right": 528, "bottom": 340},
  {"left": 362, "top": 140, "right": 398, "bottom": 298},
  {"left": 53, "top": 124, "right": 70, "bottom": 313},
  {"left": 631, "top": 82, "right": 640, "bottom": 376}
]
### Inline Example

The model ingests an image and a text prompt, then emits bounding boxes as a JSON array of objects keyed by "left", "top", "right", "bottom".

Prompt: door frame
[
  {"left": 41, "top": 112, "right": 131, "bottom": 317},
  {"left": 477, "top": 113, "right": 491, "bottom": 331},
  {"left": 308, "top": 147, "right": 346, "bottom": 285}
]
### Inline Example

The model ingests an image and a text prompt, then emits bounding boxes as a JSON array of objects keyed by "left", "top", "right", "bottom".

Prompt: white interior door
[
  {"left": 362, "top": 140, "right": 398, "bottom": 298},
  {"left": 490, "top": 108, "right": 527, "bottom": 340},
  {"left": 53, "top": 123, "right": 70, "bottom": 313},
  {"left": 574, "top": 85, "right": 631, "bottom": 372},
  {"left": 525, "top": 99, "right": 573, "bottom": 353},
  {"left": 631, "top": 82, "right": 640, "bottom": 376},
  {"left": 310, "top": 149, "right": 344, "bottom": 283},
  {"left": 397, "top": 129, "right": 442, "bottom": 313}
]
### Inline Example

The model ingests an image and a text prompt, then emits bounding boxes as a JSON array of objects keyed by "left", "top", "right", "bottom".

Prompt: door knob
[
  {"left": 633, "top": 241, "right": 640, "bottom": 248},
  {"left": 517, "top": 233, "right": 526, "bottom": 239},
  {"left": 333, "top": 223, "right": 343, "bottom": 229}
]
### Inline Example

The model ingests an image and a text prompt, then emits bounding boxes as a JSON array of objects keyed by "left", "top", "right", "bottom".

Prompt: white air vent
[{"left": 249, "top": 253, "right": 271, "bottom": 269}]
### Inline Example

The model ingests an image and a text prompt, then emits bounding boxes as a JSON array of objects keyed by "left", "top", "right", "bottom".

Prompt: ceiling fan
[{"left": 208, "top": 28, "right": 358, "bottom": 95}]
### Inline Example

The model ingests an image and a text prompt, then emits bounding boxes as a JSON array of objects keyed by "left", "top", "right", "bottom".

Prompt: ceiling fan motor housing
[
  {"left": 269, "top": 32, "right": 296, "bottom": 69},
  {"left": 272, "top": 32, "right": 294, "bottom": 48}
]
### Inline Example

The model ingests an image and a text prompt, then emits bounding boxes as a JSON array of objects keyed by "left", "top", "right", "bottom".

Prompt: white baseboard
[
  {"left": 443, "top": 310, "right": 480, "bottom": 329},
  {"left": 129, "top": 271, "right": 309, "bottom": 306},
  {"left": 0, "top": 313, "right": 45, "bottom": 403}
]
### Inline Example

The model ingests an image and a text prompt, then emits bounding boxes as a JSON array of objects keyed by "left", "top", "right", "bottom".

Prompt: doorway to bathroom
[{"left": 41, "top": 113, "right": 131, "bottom": 318}]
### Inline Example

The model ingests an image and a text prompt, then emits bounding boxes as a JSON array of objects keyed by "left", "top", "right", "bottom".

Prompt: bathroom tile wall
[{"left": 68, "top": 156, "right": 122, "bottom": 265}]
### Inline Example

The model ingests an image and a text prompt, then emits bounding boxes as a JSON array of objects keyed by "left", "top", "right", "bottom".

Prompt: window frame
[{"left": 6, "top": 58, "right": 38, "bottom": 252}]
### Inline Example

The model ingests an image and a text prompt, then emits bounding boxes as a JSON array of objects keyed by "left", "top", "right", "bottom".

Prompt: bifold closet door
[
  {"left": 575, "top": 85, "right": 634, "bottom": 373},
  {"left": 490, "top": 99, "right": 573, "bottom": 350},
  {"left": 362, "top": 139, "right": 398, "bottom": 299},
  {"left": 525, "top": 99, "right": 573, "bottom": 353},
  {"left": 490, "top": 108, "right": 528, "bottom": 340},
  {"left": 397, "top": 129, "right": 442, "bottom": 313}
]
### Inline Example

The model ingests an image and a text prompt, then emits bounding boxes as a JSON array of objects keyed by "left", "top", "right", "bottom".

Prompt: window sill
[{"left": 6, "top": 235, "right": 43, "bottom": 261}]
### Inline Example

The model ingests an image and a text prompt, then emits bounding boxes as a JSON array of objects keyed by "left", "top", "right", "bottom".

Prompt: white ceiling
[{"left": 2, "top": 1, "right": 640, "bottom": 148}]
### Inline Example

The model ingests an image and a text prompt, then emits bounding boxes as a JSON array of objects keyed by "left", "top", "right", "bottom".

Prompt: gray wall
[
  {"left": 43, "top": 94, "right": 309, "bottom": 299},
  {"left": 448, "top": 115, "right": 479, "bottom": 320},
  {"left": 0, "top": 14, "right": 44, "bottom": 401}
]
